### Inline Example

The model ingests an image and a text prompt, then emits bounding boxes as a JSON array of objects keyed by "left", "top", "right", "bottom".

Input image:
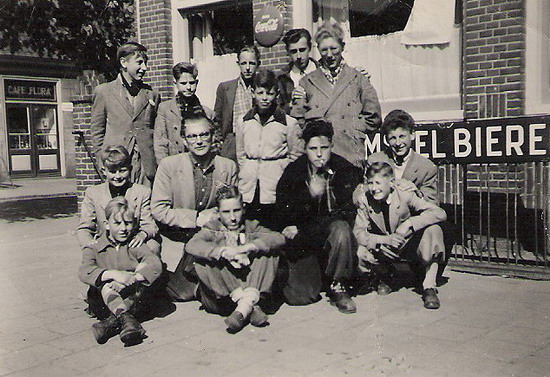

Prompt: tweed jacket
[
  {"left": 153, "top": 97, "right": 215, "bottom": 163},
  {"left": 79, "top": 235, "right": 162, "bottom": 288},
  {"left": 186, "top": 218, "right": 285, "bottom": 261},
  {"left": 353, "top": 188, "right": 446, "bottom": 251},
  {"left": 90, "top": 75, "right": 160, "bottom": 180},
  {"left": 236, "top": 107, "right": 304, "bottom": 204},
  {"left": 276, "top": 153, "right": 362, "bottom": 232},
  {"left": 77, "top": 182, "right": 158, "bottom": 248},
  {"left": 367, "top": 150, "right": 439, "bottom": 204},
  {"left": 290, "top": 65, "right": 381, "bottom": 167},
  {"left": 214, "top": 78, "right": 239, "bottom": 138},
  {"left": 151, "top": 153, "right": 237, "bottom": 229}
]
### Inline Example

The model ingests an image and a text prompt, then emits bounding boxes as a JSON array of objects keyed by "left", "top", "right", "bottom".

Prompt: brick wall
[
  {"left": 72, "top": 94, "right": 102, "bottom": 206},
  {"left": 253, "top": 0, "right": 293, "bottom": 72},
  {"left": 138, "top": 0, "right": 173, "bottom": 101},
  {"left": 461, "top": 0, "right": 530, "bottom": 198}
]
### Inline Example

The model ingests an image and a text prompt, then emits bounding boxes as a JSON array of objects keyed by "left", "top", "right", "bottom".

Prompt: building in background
[
  {"left": 72, "top": 0, "right": 549, "bottom": 277},
  {"left": 0, "top": 53, "right": 79, "bottom": 178}
]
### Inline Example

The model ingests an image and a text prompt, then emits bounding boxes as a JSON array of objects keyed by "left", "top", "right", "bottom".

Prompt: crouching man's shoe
[
  {"left": 377, "top": 280, "right": 392, "bottom": 296},
  {"left": 329, "top": 281, "right": 357, "bottom": 314},
  {"left": 422, "top": 288, "right": 440, "bottom": 310},
  {"left": 249, "top": 305, "right": 269, "bottom": 327},
  {"left": 91, "top": 314, "right": 120, "bottom": 344},
  {"left": 119, "top": 312, "right": 146, "bottom": 345},
  {"left": 224, "top": 311, "right": 246, "bottom": 333}
]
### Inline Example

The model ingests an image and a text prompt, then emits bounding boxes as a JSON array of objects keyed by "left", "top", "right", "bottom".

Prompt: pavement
[
  {"left": 0, "top": 177, "right": 76, "bottom": 202},
  {"left": 0, "top": 208, "right": 549, "bottom": 377}
]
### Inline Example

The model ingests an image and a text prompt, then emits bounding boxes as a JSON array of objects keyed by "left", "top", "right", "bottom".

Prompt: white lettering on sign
[
  {"left": 505, "top": 125, "right": 523, "bottom": 156},
  {"left": 486, "top": 126, "right": 502, "bottom": 157},
  {"left": 415, "top": 130, "right": 429, "bottom": 157},
  {"left": 255, "top": 18, "right": 279, "bottom": 33},
  {"left": 454, "top": 128, "right": 472, "bottom": 158},
  {"left": 365, "top": 132, "right": 381, "bottom": 156},
  {"left": 7, "top": 84, "right": 53, "bottom": 98},
  {"left": 431, "top": 130, "right": 446, "bottom": 158},
  {"left": 529, "top": 123, "right": 546, "bottom": 155}
]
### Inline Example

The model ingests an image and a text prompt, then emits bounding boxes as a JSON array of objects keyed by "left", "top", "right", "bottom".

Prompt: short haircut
[
  {"left": 252, "top": 69, "right": 278, "bottom": 90},
  {"left": 181, "top": 113, "right": 213, "bottom": 137},
  {"left": 283, "top": 28, "right": 312, "bottom": 49},
  {"left": 382, "top": 109, "right": 415, "bottom": 136},
  {"left": 102, "top": 145, "right": 132, "bottom": 171},
  {"left": 302, "top": 119, "right": 334, "bottom": 144},
  {"left": 117, "top": 42, "right": 148, "bottom": 64},
  {"left": 238, "top": 45, "right": 261, "bottom": 63},
  {"left": 104, "top": 196, "right": 135, "bottom": 222},
  {"left": 315, "top": 21, "right": 345, "bottom": 48},
  {"left": 173, "top": 62, "right": 198, "bottom": 80},
  {"left": 365, "top": 161, "right": 394, "bottom": 180},
  {"left": 215, "top": 185, "right": 243, "bottom": 206}
]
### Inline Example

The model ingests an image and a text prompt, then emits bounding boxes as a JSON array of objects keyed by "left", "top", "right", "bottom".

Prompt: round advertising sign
[{"left": 254, "top": 6, "right": 284, "bottom": 47}]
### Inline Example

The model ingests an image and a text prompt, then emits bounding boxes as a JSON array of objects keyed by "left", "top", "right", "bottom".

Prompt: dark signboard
[
  {"left": 254, "top": 5, "right": 284, "bottom": 47},
  {"left": 4, "top": 79, "right": 56, "bottom": 101},
  {"left": 365, "top": 116, "right": 550, "bottom": 163}
]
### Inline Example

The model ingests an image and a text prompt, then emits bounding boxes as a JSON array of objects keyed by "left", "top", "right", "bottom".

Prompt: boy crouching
[
  {"left": 186, "top": 185, "right": 285, "bottom": 333},
  {"left": 353, "top": 162, "right": 447, "bottom": 309},
  {"left": 79, "top": 197, "right": 162, "bottom": 345}
]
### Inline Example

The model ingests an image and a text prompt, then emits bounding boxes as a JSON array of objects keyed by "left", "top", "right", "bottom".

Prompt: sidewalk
[
  {"left": 0, "top": 177, "right": 76, "bottom": 202},
  {"left": 0, "top": 215, "right": 549, "bottom": 377}
]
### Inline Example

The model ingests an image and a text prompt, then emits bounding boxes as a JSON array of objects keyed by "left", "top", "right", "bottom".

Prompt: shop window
[
  {"left": 349, "top": 0, "right": 414, "bottom": 37},
  {"left": 210, "top": 3, "right": 253, "bottom": 55}
]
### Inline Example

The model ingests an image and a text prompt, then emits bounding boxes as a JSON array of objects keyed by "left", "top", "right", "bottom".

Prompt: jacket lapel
[
  {"left": 306, "top": 70, "right": 333, "bottom": 99},
  {"left": 99, "top": 183, "right": 112, "bottom": 212},
  {"left": 112, "top": 79, "right": 134, "bottom": 117},
  {"left": 367, "top": 197, "right": 389, "bottom": 234},
  {"left": 322, "top": 66, "right": 356, "bottom": 115},
  {"left": 178, "top": 154, "right": 196, "bottom": 209},
  {"left": 133, "top": 89, "right": 150, "bottom": 120},
  {"left": 388, "top": 190, "right": 402, "bottom": 233},
  {"left": 403, "top": 151, "right": 420, "bottom": 183}
]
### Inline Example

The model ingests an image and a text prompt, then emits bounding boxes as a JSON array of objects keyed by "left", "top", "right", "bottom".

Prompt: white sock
[{"left": 423, "top": 262, "right": 438, "bottom": 290}]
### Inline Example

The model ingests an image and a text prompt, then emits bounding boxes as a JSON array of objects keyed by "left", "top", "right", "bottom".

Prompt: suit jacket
[
  {"left": 276, "top": 153, "right": 362, "bottom": 232},
  {"left": 151, "top": 153, "right": 237, "bottom": 229},
  {"left": 79, "top": 235, "right": 162, "bottom": 288},
  {"left": 353, "top": 188, "right": 447, "bottom": 251},
  {"left": 214, "top": 78, "right": 239, "bottom": 138},
  {"left": 367, "top": 150, "right": 439, "bottom": 204},
  {"left": 77, "top": 182, "right": 158, "bottom": 248},
  {"left": 186, "top": 218, "right": 285, "bottom": 261},
  {"left": 153, "top": 97, "right": 215, "bottom": 163},
  {"left": 90, "top": 75, "right": 160, "bottom": 180},
  {"left": 291, "top": 65, "right": 381, "bottom": 167}
]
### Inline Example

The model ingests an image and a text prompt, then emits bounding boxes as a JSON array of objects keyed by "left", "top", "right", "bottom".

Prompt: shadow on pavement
[{"left": 0, "top": 196, "right": 78, "bottom": 222}]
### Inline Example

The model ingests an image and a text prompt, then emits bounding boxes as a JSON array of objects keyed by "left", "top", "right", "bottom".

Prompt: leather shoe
[
  {"left": 377, "top": 280, "right": 392, "bottom": 296},
  {"left": 224, "top": 311, "right": 245, "bottom": 333},
  {"left": 249, "top": 305, "right": 269, "bottom": 327},
  {"left": 91, "top": 314, "right": 120, "bottom": 344},
  {"left": 422, "top": 288, "right": 440, "bottom": 309},
  {"left": 331, "top": 292, "right": 357, "bottom": 314},
  {"left": 119, "top": 312, "right": 146, "bottom": 345}
]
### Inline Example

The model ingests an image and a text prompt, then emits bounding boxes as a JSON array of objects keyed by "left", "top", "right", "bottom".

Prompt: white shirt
[
  {"left": 392, "top": 150, "right": 412, "bottom": 180},
  {"left": 289, "top": 59, "right": 317, "bottom": 87}
]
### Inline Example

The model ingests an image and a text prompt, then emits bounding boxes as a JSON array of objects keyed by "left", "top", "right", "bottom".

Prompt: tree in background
[{"left": 0, "top": 0, "right": 135, "bottom": 80}]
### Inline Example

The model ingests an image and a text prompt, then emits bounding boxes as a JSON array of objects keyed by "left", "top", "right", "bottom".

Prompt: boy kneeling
[
  {"left": 353, "top": 162, "right": 446, "bottom": 309},
  {"left": 186, "top": 185, "right": 285, "bottom": 333},
  {"left": 79, "top": 197, "right": 162, "bottom": 345}
]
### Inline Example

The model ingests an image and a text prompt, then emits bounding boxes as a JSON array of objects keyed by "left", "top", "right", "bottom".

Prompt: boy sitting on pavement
[
  {"left": 186, "top": 185, "right": 285, "bottom": 333},
  {"left": 79, "top": 197, "right": 162, "bottom": 345},
  {"left": 353, "top": 162, "right": 447, "bottom": 309},
  {"left": 77, "top": 145, "right": 159, "bottom": 255}
]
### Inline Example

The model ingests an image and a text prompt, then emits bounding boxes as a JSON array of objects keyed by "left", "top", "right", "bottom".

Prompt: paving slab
[{"left": 0, "top": 214, "right": 549, "bottom": 377}]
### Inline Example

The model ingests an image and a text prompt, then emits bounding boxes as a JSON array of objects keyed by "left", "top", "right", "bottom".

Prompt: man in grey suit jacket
[
  {"left": 91, "top": 42, "right": 160, "bottom": 187},
  {"left": 214, "top": 46, "right": 260, "bottom": 161},
  {"left": 151, "top": 114, "right": 237, "bottom": 301}
]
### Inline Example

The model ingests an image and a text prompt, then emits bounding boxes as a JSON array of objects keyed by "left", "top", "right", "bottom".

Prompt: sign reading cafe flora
[{"left": 365, "top": 116, "right": 550, "bottom": 163}]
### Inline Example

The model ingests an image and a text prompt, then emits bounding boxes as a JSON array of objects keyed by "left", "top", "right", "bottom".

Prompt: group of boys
[{"left": 78, "top": 32, "right": 451, "bottom": 345}]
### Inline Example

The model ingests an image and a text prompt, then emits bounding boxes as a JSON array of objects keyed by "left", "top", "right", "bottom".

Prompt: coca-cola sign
[{"left": 254, "top": 6, "right": 284, "bottom": 47}]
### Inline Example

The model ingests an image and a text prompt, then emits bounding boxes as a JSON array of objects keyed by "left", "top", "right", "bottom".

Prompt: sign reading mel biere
[{"left": 366, "top": 116, "right": 550, "bottom": 163}]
